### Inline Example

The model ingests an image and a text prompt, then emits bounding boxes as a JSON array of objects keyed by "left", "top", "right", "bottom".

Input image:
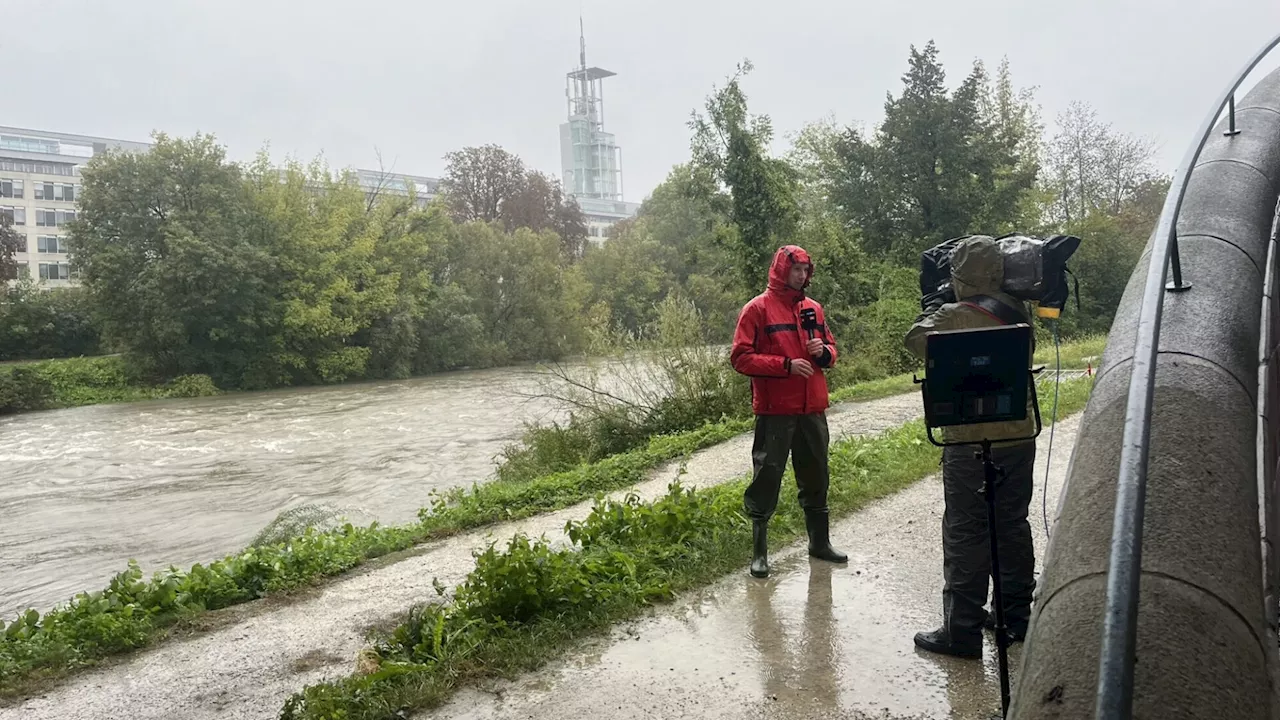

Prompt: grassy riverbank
[
  {"left": 0, "top": 356, "right": 219, "bottom": 415},
  {"left": 279, "top": 376, "right": 1095, "bottom": 720}
]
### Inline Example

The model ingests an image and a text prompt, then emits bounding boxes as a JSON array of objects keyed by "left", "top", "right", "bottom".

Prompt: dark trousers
[
  {"left": 744, "top": 413, "right": 831, "bottom": 520},
  {"left": 941, "top": 441, "right": 1037, "bottom": 642}
]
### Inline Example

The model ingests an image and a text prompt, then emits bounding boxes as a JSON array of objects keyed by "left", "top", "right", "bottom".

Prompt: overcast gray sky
[{"left": 5, "top": 0, "right": 1280, "bottom": 201}]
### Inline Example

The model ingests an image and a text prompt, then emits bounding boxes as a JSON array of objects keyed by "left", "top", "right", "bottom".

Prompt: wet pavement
[{"left": 430, "top": 415, "right": 1081, "bottom": 720}]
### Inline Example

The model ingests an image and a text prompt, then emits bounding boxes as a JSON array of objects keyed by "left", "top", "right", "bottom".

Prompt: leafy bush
[
  {"left": 163, "top": 374, "right": 220, "bottom": 399},
  {"left": 496, "top": 296, "right": 751, "bottom": 484},
  {"left": 0, "top": 357, "right": 223, "bottom": 416},
  {"left": 0, "top": 366, "right": 54, "bottom": 415},
  {"left": 0, "top": 281, "right": 102, "bottom": 362},
  {"left": 28, "top": 356, "right": 150, "bottom": 406}
]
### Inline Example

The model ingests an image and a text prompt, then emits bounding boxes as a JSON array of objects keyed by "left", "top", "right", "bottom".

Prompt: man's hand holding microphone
[{"left": 789, "top": 307, "right": 825, "bottom": 378}]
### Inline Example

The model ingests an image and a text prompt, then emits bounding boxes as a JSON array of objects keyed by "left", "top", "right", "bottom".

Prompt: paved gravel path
[{"left": 429, "top": 415, "right": 1082, "bottom": 720}]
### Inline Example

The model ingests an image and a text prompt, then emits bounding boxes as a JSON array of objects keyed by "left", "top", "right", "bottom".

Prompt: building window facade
[
  {"left": 0, "top": 160, "right": 75, "bottom": 176},
  {"left": 0, "top": 178, "right": 23, "bottom": 199},
  {"left": 34, "top": 182, "right": 75, "bottom": 202},
  {"left": 0, "top": 134, "right": 60, "bottom": 155},
  {"left": 38, "top": 262, "right": 71, "bottom": 281},
  {"left": 35, "top": 208, "right": 75, "bottom": 227},
  {"left": 37, "top": 235, "right": 67, "bottom": 253},
  {"left": 0, "top": 206, "right": 25, "bottom": 225}
]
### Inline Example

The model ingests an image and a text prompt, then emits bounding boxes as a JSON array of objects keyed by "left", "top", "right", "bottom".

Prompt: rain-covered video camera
[{"left": 918, "top": 233, "right": 1082, "bottom": 320}]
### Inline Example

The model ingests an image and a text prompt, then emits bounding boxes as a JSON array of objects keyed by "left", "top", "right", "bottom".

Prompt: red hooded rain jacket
[{"left": 729, "top": 245, "right": 838, "bottom": 415}]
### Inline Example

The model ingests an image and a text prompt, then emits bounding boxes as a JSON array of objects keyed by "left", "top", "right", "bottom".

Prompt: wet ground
[
  {"left": 429, "top": 415, "right": 1081, "bottom": 720},
  {"left": 0, "top": 393, "right": 926, "bottom": 720}
]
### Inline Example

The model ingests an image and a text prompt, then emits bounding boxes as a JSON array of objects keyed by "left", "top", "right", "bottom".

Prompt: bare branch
[{"left": 366, "top": 147, "right": 398, "bottom": 213}]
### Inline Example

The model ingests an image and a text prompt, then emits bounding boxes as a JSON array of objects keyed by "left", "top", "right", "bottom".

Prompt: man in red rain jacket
[{"left": 730, "top": 245, "right": 848, "bottom": 578}]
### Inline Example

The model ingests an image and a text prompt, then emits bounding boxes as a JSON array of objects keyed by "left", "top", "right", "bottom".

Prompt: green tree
[
  {"left": 609, "top": 166, "right": 747, "bottom": 338},
  {"left": 245, "top": 158, "right": 400, "bottom": 385},
  {"left": 71, "top": 133, "right": 281, "bottom": 388},
  {"left": 355, "top": 193, "right": 446, "bottom": 380},
  {"left": 440, "top": 144, "right": 526, "bottom": 223},
  {"left": 1045, "top": 101, "right": 1158, "bottom": 225},
  {"left": 832, "top": 42, "right": 1039, "bottom": 260},
  {"left": 502, "top": 169, "right": 589, "bottom": 262},
  {"left": 689, "top": 60, "right": 800, "bottom": 289},
  {"left": 0, "top": 213, "right": 21, "bottom": 281},
  {"left": 970, "top": 57, "right": 1044, "bottom": 234},
  {"left": 787, "top": 117, "right": 847, "bottom": 222},
  {"left": 413, "top": 282, "right": 489, "bottom": 372},
  {"left": 432, "top": 220, "right": 583, "bottom": 365},
  {"left": 579, "top": 223, "right": 676, "bottom": 335},
  {"left": 1057, "top": 177, "right": 1169, "bottom": 336},
  {"left": 441, "top": 146, "right": 589, "bottom": 262}
]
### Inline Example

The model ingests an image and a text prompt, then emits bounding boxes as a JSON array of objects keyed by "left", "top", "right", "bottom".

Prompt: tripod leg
[{"left": 982, "top": 443, "right": 1012, "bottom": 718}]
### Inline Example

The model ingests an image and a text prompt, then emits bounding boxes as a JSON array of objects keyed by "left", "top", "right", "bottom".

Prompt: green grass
[
  {"left": 278, "top": 376, "right": 1096, "bottom": 720},
  {"left": 828, "top": 372, "right": 916, "bottom": 404},
  {"left": 1035, "top": 333, "right": 1106, "bottom": 368},
  {"left": 0, "top": 356, "right": 219, "bottom": 415}
]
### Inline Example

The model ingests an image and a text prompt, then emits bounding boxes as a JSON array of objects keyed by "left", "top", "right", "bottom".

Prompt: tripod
[{"left": 979, "top": 438, "right": 1013, "bottom": 718}]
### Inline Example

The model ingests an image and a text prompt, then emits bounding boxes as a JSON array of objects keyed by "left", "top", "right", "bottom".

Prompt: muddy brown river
[{"left": 0, "top": 362, "right": 614, "bottom": 618}]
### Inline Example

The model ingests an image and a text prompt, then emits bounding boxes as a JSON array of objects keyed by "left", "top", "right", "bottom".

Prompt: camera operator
[
  {"left": 730, "top": 245, "right": 848, "bottom": 579},
  {"left": 903, "top": 236, "right": 1037, "bottom": 659}
]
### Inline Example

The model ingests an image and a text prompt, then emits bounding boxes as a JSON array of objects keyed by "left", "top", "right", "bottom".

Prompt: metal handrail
[
  {"left": 1097, "top": 33, "right": 1280, "bottom": 719},
  {"left": 1258, "top": 198, "right": 1280, "bottom": 654}
]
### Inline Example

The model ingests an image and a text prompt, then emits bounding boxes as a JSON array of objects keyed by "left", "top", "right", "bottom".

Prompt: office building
[
  {"left": 284, "top": 167, "right": 440, "bottom": 208},
  {"left": 0, "top": 126, "right": 443, "bottom": 288},
  {"left": 0, "top": 126, "right": 152, "bottom": 285},
  {"left": 559, "top": 22, "right": 639, "bottom": 243},
  {"left": 350, "top": 168, "right": 439, "bottom": 207}
]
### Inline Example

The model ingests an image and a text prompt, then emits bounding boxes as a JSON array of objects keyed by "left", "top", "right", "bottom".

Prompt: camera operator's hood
[{"left": 950, "top": 237, "right": 1003, "bottom": 299}]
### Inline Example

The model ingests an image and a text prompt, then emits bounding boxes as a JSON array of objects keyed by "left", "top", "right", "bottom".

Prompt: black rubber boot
[
  {"left": 750, "top": 519, "right": 769, "bottom": 578},
  {"left": 982, "top": 610, "right": 1027, "bottom": 642},
  {"left": 913, "top": 627, "right": 982, "bottom": 659},
  {"left": 805, "top": 509, "right": 848, "bottom": 564}
]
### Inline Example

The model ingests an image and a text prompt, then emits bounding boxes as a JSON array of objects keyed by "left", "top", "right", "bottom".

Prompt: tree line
[{"left": 0, "top": 41, "right": 1160, "bottom": 389}]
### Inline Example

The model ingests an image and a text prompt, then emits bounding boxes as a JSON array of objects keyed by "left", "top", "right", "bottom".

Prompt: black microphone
[{"left": 800, "top": 307, "right": 818, "bottom": 339}]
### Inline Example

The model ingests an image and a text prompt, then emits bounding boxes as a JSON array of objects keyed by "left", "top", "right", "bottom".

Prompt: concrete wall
[{"left": 1011, "top": 68, "right": 1280, "bottom": 718}]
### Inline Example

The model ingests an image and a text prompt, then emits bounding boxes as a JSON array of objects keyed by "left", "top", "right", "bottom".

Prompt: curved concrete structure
[{"left": 1011, "top": 69, "right": 1280, "bottom": 718}]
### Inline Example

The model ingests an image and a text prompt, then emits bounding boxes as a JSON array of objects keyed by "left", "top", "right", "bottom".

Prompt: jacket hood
[
  {"left": 766, "top": 245, "right": 812, "bottom": 300},
  {"left": 950, "top": 237, "right": 1003, "bottom": 300}
]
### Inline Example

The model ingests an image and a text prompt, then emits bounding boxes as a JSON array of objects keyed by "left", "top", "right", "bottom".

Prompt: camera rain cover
[{"left": 918, "top": 233, "right": 1082, "bottom": 314}]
